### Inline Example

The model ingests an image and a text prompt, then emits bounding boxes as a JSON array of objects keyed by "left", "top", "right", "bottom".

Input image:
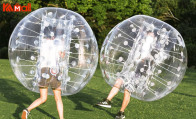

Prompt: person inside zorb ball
[
  {"left": 96, "top": 15, "right": 187, "bottom": 119},
  {"left": 8, "top": 8, "right": 98, "bottom": 119}
]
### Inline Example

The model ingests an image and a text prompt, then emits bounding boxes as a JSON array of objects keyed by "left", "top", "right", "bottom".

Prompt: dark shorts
[{"left": 39, "top": 67, "right": 61, "bottom": 90}]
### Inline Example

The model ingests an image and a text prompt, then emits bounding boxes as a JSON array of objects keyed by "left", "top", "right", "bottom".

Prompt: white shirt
[
  {"left": 40, "top": 38, "right": 64, "bottom": 68},
  {"left": 140, "top": 35, "right": 154, "bottom": 59}
]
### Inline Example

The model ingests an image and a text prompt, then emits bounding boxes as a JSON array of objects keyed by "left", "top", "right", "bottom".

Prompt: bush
[
  {"left": 186, "top": 44, "right": 196, "bottom": 67},
  {"left": 0, "top": 47, "right": 8, "bottom": 59}
]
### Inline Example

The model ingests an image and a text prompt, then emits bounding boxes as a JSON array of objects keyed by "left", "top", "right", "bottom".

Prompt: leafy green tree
[
  {"left": 1, "top": 0, "right": 195, "bottom": 67},
  {"left": 61, "top": 0, "right": 153, "bottom": 48},
  {"left": 0, "top": 0, "right": 42, "bottom": 58},
  {"left": 176, "top": 0, "right": 196, "bottom": 67},
  {"left": 152, "top": 0, "right": 179, "bottom": 21},
  {"left": 152, "top": 0, "right": 196, "bottom": 66}
]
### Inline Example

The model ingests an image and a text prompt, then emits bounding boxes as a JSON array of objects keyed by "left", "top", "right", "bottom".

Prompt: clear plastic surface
[
  {"left": 100, "top": 15, "right": 187, "bottom": 101},
  {"left": 9, "top": 7, "right": 98, "bottom": 95}
]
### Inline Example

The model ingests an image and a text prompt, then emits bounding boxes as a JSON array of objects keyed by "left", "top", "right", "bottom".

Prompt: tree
[
  {"left": 61, "top": 0, "right": 153, "bottom": 48},
  {"left": 152, "top": 0, "right": 196, "bottom": 66},
  {"left": 0, "top": 0, "right": 42, "bottom": 58},
  {"left": 176, "top": 0, "right": 196, "bottom": 67}
]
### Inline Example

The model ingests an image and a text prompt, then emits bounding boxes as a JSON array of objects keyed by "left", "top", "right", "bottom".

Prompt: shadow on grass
[
  {"left": 0, "top": 78, "right": 56, "bottom": 119},
  {"left": 172, "top": 91, "right": 196, "bottom": 97},
  {"left": 67, "top": 87, "right": 107, "bottom": 111},
  {"left": 67, "top": 86, "right": 122, "bottom": 118},
  {"left": 93, "top": 105, "right": 116, "bottom": 117}
]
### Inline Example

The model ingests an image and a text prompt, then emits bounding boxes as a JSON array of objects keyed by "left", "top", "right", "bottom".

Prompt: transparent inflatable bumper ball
[
  {"left": 9, "top": 7, "right": 98, "bottom": 95},
  {"left": 100, "top": 15, "right": 187, "bottom": 101}
]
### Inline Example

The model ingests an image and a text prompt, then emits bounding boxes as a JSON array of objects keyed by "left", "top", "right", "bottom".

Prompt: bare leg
[
  {"left": 53, "top": 89, "right": 63, "bottom": 119},
  {"left": 107, "top": 79, "right": 123, "bottom": 101},
  {"left": 120, "top": 89, "right": 130, "bottom": 112},
  {"left": 27, "top": 88, "right": 48, "bottom": 112}
]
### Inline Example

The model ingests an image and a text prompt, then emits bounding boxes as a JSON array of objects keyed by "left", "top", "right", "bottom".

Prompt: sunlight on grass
[{"left": 0, "top": 59, "right": 195, "bottom": 119}]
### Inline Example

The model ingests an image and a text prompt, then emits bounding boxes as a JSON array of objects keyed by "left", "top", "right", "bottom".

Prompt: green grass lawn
[{"left": 0, "top": 59, "right": 195, "bottom": 119}]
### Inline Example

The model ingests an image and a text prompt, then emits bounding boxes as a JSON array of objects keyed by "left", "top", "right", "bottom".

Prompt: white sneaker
[{"left": 21, "top": 109, "right": 30, "bottom": 119}]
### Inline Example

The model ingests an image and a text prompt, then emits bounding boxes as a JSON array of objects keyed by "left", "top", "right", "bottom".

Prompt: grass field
[{"left": 0, "top": 59, "right": 195, "bottom": 119}]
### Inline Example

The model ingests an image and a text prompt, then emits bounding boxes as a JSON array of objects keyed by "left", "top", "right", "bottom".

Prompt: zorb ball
[
  {"left": 8, "top": 7, "right": 98, "bottom": 95},
  {"left": 100, "top": 15, "right": 187, "bottom": 101}
]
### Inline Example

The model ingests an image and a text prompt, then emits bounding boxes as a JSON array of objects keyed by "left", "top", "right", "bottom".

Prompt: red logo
[{"left": 3, "top": 3, "right": 31, "bottom": 12}]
